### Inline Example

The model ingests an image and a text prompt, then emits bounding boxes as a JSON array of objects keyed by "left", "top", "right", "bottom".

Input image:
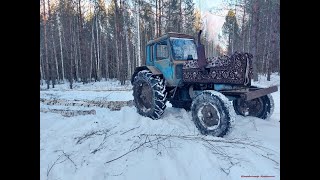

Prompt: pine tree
[
  {"left": 194, "top": 8, "right": 201, "bottom": 35},
  {"left": 222, "top": 10, "right": 240, "bottom": 54},
  {"left": 184, "top": 0, "right": 196, "bottom": 35}
]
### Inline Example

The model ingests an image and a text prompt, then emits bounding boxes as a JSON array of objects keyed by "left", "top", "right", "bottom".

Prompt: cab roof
[{"left": 147, "top": 32, "right": 195, "bottom": 46}]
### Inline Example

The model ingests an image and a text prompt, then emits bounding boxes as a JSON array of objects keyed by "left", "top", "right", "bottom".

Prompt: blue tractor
[{"left": 131, "top": 31, "right": 278, "bottom": 137}]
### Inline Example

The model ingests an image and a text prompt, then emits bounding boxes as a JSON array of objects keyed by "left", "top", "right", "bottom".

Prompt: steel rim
[
  {"left": 137, "top": 81, "right": 153, "bottom": 112},
  {"left": 197, "top": 102, "right": 221, "bottom": 130},
  {"left": 237, "top": 98, "right": 264, "bottom": 117}
]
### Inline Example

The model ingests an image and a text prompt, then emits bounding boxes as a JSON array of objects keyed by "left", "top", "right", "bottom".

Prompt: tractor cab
[{"left": 146, "top": 32, "right": 198, "bottom": 86}]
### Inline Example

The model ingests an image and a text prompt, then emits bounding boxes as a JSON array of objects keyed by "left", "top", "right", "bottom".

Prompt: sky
[{"left": 194, "top": 0, "right": 223, "bottom": 11}]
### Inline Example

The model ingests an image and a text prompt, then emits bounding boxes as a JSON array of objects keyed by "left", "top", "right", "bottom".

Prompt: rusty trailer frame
[{"left": 219, "top": 85, "right": 278, "bottom": 101}]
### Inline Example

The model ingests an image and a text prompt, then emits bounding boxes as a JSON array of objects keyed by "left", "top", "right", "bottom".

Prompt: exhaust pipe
[{"left": 197, "top": 30, "right": 207, "bottom": 69}]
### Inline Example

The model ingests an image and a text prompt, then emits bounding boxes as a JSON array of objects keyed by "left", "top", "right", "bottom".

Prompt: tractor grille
[{"left": 175, "top": 64, "right": 183, "bottom": 79}]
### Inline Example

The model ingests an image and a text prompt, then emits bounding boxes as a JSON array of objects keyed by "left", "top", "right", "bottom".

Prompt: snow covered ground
[{"left": 40, "top": 74, "right": 280, "bottom": 180}]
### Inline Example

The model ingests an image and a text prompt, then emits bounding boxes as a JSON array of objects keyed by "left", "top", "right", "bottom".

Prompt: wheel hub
[
  {"left": 198, "top": 103, "right": 221, "bottom": 130},
  {"left": 237, "top": 98, "right": 264, "bottom": 117},
  {"left": 137, "top": 82, "right": 153, "bottom": 110}
]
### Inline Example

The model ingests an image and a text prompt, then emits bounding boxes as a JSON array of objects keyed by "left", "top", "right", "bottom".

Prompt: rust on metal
[
  {"left": 219, "top": 89, "right": 249, "bottom": 94},
  {"left": 197, "top": 30, "right": 207, "bottom": 69},
  {"left": 219, "top": 85, "right": 278, "bottom": 101},
  {"left": 242, "top": 86, "right": 278, "bottom": 101}
]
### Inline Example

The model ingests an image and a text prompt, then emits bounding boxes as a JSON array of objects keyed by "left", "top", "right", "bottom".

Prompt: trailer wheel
[
  {"left": 233, "top": 94, "right": 274, "bottom": 120},
  {"left": 132, "top": 70, "right": 167, "bottom": 119},
  {"left": 191, "top": 91, "right": 234, "bottom": 137}
]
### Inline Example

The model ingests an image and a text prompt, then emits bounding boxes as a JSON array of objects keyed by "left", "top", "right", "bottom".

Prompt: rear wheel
[
  {"left": 191, "top": 91, "right": 234, "bottom": 137},
  {"left": 233, "top": 94, "right": 274, "bottom": 120},
  {"left": 132, "top": 70, "right": 167, "bottom": 119}
]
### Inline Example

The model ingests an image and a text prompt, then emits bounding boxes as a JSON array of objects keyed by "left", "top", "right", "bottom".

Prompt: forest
[{"left": 40, "top": 0, "right": 280, "bottom": 89}]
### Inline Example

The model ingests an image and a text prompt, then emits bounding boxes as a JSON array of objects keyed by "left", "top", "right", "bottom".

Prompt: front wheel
[
  {"left": 233, "top": 94, "right": 274, "bottom": 120},
  {"left": 191, "top": 91, "right": 234, "bottom": 137}
]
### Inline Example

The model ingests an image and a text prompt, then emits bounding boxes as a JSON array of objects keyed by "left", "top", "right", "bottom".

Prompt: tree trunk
[
  {"left": 247, "top": 14, "right": 251, "bottom": 54},
  {"left": 40, "top": 46, "right": 44, "bottom": 83},
  {"left": 93, "top": 19, "right": 98, "bottom": 81},
  {"left": 42, "top": 0, "right": 50, "bottom": 89},
  {"left": 90, "top": 20, "right": 94, "bottom": 81},
  {"left": 178, "top": 0, "right": 182, "bottom": 32},
  {"left": 155, "top": 0, "right": 158, "bottom": 37},
  {"left": 105, "top": 38, "right": 109, "bottom": 79},
  {"left": 119, "top": 0, "right": 124, "bottom": 85},
  {"left": 228, "top": 32, "right": 231, "bottom": 53},
  {"left": 158, "top": 0, "right": 161, "bottom": 36},
  {"left": 51, "top": 25, "right": 59, "bottom": 83},
  {"left": 132, "top": 44, "right": 135, "bottom": 76},
  {"left": 73, "top": 21, "right": 78, "bottom": 84},
  {"left": 251, "top": 0, "right": 260, "bottom": 81},
  {"left": 241, "top": 0, "right": 246, "bottom": 52},
  {"left": 113, "top": 0, "right": 120, "bottom": 80},
  {"left": 99, "top": 19, "right": 102, "bottom": 80},
  {"left": 77, "top": 20, "right": 82, "bottom": 82},
  {"left": 262, "top": 9, "right": 270, "bottom": 75},
  {"left": 57, "top": 12, "right": 65, "bottom": 81},
  {"left": 232, "top": 4, "right": 236, "bottom": 54},
  {"left": 136, "top": 0, "right": 141, "bottom": 67},
  {"left": 47, "top": 0, "right": 59, "bottom": 83},
  {"left": 47, "top": 0, "right": 55, "bottom": 88},
  {"left": 78, "top": 0, "right": 86, "bottom": 84},
  {"left": 74, "top": 33, "right": 79, "bottom": 81},
  {"left": 125, "top": 24, "right": 131, "bottom": 80},
  {"left": 267, "top": 1, "right": 274, "bottom": 81},
  {"left": 68, "top": 11, "right": 73, "bottom": 89},
  {"left": 95, "top": 12, "right": 101, "bottom": 81}
]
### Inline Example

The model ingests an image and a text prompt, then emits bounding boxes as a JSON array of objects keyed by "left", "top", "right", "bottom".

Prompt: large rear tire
[
  {"left": 191, "top": 91, "right": 234, "bottom": 137},
  {"left": 132, "top": 70, "right": 167, "bottom": 119},
  {"left": 233, "top": 94, "right": 274, "bottom": 120}
]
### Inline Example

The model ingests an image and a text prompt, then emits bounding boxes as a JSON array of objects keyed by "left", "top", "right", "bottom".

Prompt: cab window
[{"left": 156, "top": 41, "right": 168, "bottom": 60}]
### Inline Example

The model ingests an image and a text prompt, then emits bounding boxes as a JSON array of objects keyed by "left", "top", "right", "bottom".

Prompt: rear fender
[{"left": 131, "top": 66, "right": 163, "bottom": 84}]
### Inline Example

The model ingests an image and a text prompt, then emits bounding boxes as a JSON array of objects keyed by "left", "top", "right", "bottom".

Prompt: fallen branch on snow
[
  {"left": 104, "top": 134, "right": 170, "bottom": 164},
  {"left": 91, "top": 131, "right": 118, "bottom": 154},
  {"left": 46, "top": 150, "right": 77, "bottom": 179},
  {"left": 141, "top": 134, "right": 276, "bottom": 152},
  {"left": 104, "top": 133, "right": 279, "bottom": 172},
  {"left": 120, "top": 126, "right": 140, "bottom": 135},
  {"left": 74, "top": 126, "right": 117, "bottom": 145}
]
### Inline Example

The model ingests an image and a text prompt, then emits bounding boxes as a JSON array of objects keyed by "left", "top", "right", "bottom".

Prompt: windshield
[{"left": 170, "top": 38, "right": 198, "bottom": 60}]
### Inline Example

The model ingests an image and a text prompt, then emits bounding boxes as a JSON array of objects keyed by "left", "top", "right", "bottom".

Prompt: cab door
[{"left": 154, "top": 40, "right": 173, "bottom": 84}]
